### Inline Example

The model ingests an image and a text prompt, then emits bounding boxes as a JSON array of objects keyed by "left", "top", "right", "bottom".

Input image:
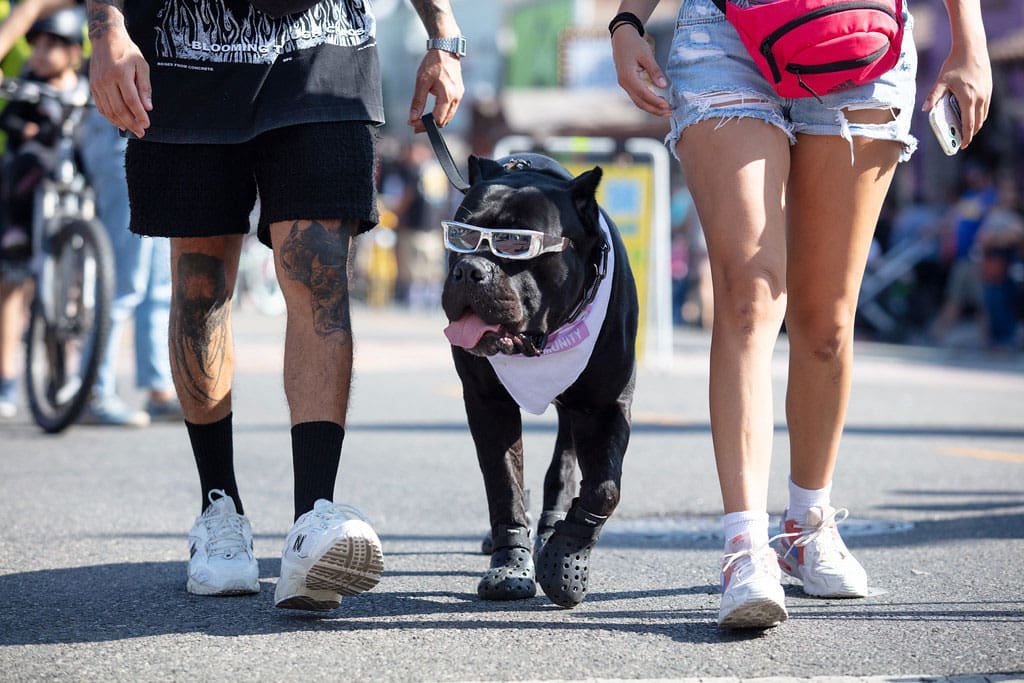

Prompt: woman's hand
[
  {"left": 611, "top": 26, "right": 671, "bottom": 117},
  {"left": 922, "top": 3, "right": 992, "bottom": 149}
]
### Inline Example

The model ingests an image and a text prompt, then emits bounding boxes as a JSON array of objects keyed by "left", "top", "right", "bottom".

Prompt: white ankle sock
[
  {"left": 722, "top": 510, "right": 770, "bottom": 553},
  {"left": 787, "top": 477, "right": 832, "bottom": 524}
]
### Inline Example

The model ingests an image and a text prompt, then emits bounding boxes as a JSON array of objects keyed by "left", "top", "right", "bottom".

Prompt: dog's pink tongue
[{"left": 444, "top": 313, "right": 501, "bottom": 348}]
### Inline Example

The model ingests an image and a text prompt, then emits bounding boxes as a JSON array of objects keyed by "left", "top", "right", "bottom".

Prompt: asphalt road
[{"left": 1, "top": 304, "right": 1022, "bottom": 682}]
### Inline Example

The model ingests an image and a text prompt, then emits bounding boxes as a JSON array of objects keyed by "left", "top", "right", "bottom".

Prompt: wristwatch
[{"left": 426, "top": 36, "right": 467, "bottom": 58}]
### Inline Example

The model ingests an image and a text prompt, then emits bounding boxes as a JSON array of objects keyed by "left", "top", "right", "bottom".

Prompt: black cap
[{"left": 27, "top": 6, "right": 86, "bottom": 46}]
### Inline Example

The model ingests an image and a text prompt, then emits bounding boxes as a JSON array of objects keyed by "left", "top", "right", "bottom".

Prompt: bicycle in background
[{"left": 0, "top": 77, "right": 113, "bottom": 432}]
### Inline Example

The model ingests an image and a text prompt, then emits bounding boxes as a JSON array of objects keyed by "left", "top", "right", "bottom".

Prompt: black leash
[{"left": 420, "top": 113, "right": 470, "bottom": 194}]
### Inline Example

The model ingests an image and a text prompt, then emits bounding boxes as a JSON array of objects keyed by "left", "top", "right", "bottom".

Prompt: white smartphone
[{"left": 928, "top": 93, "right": 962, "bottom": 156}]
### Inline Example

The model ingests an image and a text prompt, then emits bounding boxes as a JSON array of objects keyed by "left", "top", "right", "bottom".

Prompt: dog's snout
[{"left": 452, "top": 259, "right": 489, "bottom": 284}]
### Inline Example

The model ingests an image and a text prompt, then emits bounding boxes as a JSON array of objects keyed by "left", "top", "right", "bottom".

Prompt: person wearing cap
[
  {"left": 0, "top": 0, "right": 180, "bottom": 426},
  {"left": 0, "top": 6, "right": 89, "bottom": 419}
]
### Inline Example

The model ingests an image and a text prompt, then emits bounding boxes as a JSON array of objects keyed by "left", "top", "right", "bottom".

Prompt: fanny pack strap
[{"left": 421, "top": 113, "right": 470, "bottom": 195}]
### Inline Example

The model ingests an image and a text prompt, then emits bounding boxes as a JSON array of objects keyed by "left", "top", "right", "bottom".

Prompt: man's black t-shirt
[{"left": 125, "top": 0, "right": 384, "bottom": 143}]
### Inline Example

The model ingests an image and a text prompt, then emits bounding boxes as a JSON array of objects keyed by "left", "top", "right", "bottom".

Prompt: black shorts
[{"left": 125, "top": 121, "right": 379, "bottom": 248}]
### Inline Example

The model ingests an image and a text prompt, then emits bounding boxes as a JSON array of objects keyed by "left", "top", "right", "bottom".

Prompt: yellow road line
[{"left": 943, "top": 446, "right": 1024, "bottom": 464}]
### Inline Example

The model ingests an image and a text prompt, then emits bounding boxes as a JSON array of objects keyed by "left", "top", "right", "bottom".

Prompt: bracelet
[{"left": 608, "top": 11, "right": 645, "bottom": 38}]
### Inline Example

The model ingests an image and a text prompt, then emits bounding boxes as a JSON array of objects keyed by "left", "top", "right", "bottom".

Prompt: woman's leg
[
  {"left": 784, "top": 131, "right": 901, "bottom": 490},
  {"left": 678, "top": 117, "right": 792, "bottom": 516},
  {"left": 679, "top": 115, "right": 792, "bottom": 629},
  {"left": 778, "top": 127, "right": 901, "bottom": 600}
]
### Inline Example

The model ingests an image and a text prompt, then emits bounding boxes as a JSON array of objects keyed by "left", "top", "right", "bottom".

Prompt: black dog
[{"left": 441, "top": 153, "right": 638, "bottom": 607}]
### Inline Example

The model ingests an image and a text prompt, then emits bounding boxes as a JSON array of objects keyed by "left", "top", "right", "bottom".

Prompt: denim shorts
[
  {"left": 665, "top": 0, "right": 919, "bottom": 162},
  {"left": 125, "top": 121, "right": 379, "bottom": 248}
]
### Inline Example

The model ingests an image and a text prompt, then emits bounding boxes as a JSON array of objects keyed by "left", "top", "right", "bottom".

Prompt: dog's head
[{"left": 441, "top": 154, "right": 605, "bottom": 357}]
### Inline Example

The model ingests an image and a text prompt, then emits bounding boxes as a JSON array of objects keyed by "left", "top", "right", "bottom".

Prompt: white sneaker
[
  {"left": 274, "top": 499, "right": 384, "bottom": 611},
  {"left": 775, "top": 505, "right": 869, "bottom": 598},
  {"left": 718, "top": 535, "right": 788, "bottom": 629},
  {"left": 186, "top": 489, "right": 260, "bottom": 596}
]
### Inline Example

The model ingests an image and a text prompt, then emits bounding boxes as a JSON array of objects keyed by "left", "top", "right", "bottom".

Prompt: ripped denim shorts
[{"left": 665, "top": 0, "right": 919, "bottom": 162}]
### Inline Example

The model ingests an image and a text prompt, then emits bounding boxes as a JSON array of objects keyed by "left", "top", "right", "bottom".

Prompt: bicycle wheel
[{"left": 25, "top": 217, "right": 114, "bottom": 433}]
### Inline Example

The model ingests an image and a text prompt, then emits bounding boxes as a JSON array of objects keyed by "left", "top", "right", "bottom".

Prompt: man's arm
[
  {"left": 85, "top": 0, "right": 151, "bottom": 137},
  {"left": 406, "top": 0, "right": 464, "bottom": 132},
  {"left": 0, "top": 0, "right": 73, "bottom": 62}
]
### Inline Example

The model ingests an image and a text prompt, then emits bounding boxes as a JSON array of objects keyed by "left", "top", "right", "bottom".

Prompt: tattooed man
[{"left": 86, "top": 0, "right": 464, "bottom": 609}]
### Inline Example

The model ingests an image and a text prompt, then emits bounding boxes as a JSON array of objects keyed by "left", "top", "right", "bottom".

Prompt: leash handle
[{"left": 420, "top": 113, "right": 470, "bottom": 194}]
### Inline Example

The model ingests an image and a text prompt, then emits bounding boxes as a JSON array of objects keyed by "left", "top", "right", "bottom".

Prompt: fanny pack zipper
[{"left": 758, "top": 1, "right": 900, "bottom": 83}]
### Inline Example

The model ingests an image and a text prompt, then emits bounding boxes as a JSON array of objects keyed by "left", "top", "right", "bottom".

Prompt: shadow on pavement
[
  {"left": 229, "top": 419, "right": 1024, "bottom": 440},
  {"left": 0, "top": 561, "right": 747, "bottom": 645}
]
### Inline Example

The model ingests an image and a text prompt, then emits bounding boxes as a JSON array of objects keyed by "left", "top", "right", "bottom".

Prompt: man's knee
[{"left": 274, "top": 219, "right": 354, "bottom": 337}]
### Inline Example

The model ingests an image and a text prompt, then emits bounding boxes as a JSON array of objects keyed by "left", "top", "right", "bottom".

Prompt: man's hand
[
  {"left": 407, "top": 49, "right": 463, "bottom": 133},
  {"left": 86, "top": 2, "right": 151, "bottom": 138}
]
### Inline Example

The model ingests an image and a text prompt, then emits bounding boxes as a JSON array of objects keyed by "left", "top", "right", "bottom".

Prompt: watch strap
[{"left": 426, "top": 35, "right": 466, "bottom": 57}]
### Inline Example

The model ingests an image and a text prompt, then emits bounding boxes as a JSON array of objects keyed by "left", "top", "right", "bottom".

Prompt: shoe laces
[
  {"left": 780, "top": 507, "right": 850, "bottom": 563},
  {"left": 309, "top": 499, "right": 371, "bottom": 527},
  {"left": 201, "top": 491, "right": 249, "bottom": 559},
  {"left": 722, "top": 537, "right": 784, "bottom": 579}
]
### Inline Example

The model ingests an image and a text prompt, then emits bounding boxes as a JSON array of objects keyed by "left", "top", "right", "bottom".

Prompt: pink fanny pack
[{"left": 712, "top": 0, "right": 905, "bottom": 101}]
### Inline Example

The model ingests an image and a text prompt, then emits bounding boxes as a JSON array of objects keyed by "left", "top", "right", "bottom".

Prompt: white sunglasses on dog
[{"left": 442, "top": 221, "right": 572, "bottom": 260}]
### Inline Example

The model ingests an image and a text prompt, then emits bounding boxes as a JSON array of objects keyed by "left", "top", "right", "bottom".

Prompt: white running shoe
[
  {"left": 718, "top": 535, "right": 788, "bottom": 630},
  {"left": 274, "top": 499, "right": 384, "bottom": 611},
  {"left": 187, "top": 490, "right": 260, "bottom": 596},
  {"left": 775, "top": 505, "right": 869, "bottom": 598}
]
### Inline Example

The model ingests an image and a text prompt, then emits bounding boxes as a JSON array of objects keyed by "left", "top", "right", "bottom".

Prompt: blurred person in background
[
  {"left": 0, "top": 4, "right": 87, "bottom": 419},
  {"left": 929, "top": 161, "right": 998, "bottom": 346},
  {"left": 385, "top": 139, "right": 449, "bottom": 310},
  {"left": 0, "top": 0, "right": 179, "bottom": 426},
  {"left": 976, "top": 174, "right": 1024, "bottom": 350}
]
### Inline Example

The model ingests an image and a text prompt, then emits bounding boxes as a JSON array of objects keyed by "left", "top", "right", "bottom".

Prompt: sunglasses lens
[
  {"left": 445, "top": 224, "right": 481, "bottom": 251},
  {"left": 491, "top": 232, "right": 534, "bottom": 257}
]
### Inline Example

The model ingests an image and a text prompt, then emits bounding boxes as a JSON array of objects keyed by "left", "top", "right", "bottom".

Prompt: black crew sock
[
  {"left": 292, "top": 421, "right": 344, "bottom": 521},
  {"left": 186, "top": 413, "right": 243, "bottom": 515}
]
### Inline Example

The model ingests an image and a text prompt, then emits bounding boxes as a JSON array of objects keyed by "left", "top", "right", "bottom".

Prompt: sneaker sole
[
  {"left": 274, "top": 591, "right": 342, "bottom": 611},
  {"left": 800, "top": 582, "right": 868, "bottom": 599},
  {"left": 187, "top": 577, "right": 260, "bottom": 596},
  {"left": 275, "top": 525, "right": 384, "bottom": 611},
  {"left": 718, "top": 597, "right": 788, "bottom": 630},
  {"left": 307, "top": 531, "right": 384, "bottom": 596},
  {"left": 780, "top": 564, "right": 868, "bottom": 598}
]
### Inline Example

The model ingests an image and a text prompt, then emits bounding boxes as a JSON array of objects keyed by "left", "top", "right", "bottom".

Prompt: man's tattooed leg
[
  {"left": 279, "top": 220, "right": 352, "bottom": 338},
  {"left": 171, "top": 253, "right": 231, "bottom": 407}
]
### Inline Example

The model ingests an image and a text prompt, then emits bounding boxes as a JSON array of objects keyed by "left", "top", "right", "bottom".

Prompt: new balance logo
[{"left": 292, "top": 534, "right": 306, "bottom": 554}]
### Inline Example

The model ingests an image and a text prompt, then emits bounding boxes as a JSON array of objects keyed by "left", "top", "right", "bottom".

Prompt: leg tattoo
[
  {"left": 279, "top": 221, "right": 352, "bottom": 338},
  {"left": 171, "top": 253, "right": 230, "bottom": 404}
]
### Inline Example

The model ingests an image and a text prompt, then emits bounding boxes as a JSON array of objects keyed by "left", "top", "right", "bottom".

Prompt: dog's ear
[
  {"left": 570, "top": 166, "right": 603, "bottom": 223},
  {"left": 468, "top": 156, "right": 506, "bottom": 185}
]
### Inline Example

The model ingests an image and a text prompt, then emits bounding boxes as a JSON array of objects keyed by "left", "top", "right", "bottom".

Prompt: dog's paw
[
  {"left": 536, "top": 532, "right": 594, "bottom": 607},
  {"left": 533, "top": 510, "right": 566, "bottom": 556},
  {"left": 535, "top": 507, "right": 607, "bottom": 608},
  {"left": 477, "top": 545, "right": 536, "bottom": 600}
]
